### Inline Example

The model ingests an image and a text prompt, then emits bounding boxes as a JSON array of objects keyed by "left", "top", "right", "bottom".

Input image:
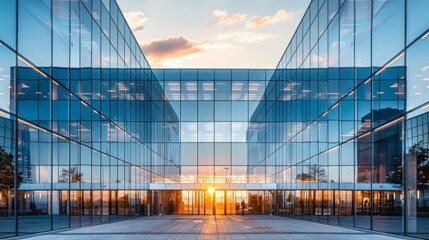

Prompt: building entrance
[{"left": 170, "top": 190, "right": 271, "bottom": 215}]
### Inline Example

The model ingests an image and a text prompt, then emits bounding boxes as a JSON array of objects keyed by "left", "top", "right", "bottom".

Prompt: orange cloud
[
  {"left": 246, "top": 10, "right": 293, "bottom": 28},
  {"left": 124, "top": 11, "right": 148, "bottom": 33},
  {"left": 140, "top": 37, "right": 233, "bottom": 67},
  {"left": 141, "top": 37, "right": 202, "bottom": 59},
  {"left": 213, "top": 9, "right": 246, "bottom": 26}
]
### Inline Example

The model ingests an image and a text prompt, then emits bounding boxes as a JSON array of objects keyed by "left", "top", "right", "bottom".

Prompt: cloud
[
  {"left": 213, "top": 9, "right": 246, "bottom": 26},
  {"left": 140, "top": 37, "right": 233, "bottom": 67},
  {"left": 215, "top": 31, "right": 276, "bottom": 43},
  {"left": 124, "top": 11, "right": 149, "bottom": 33},
  {"left": 246, "top": 10, "right": 293, "bottom": 28},
  {"left": 140, "top": 37, "right": 202, "bottom": 59},
  {"left": 312, "top": 54, "right": 328, "bottom": 66}
]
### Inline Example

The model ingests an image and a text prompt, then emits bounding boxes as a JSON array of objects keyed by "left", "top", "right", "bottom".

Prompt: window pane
[
  {"left": 407, "top": 0, "right": 429, "bottom": 44},
  {"left": 0, "top": 0, "right": 16, "bottom": 48},
  {"left": 372, "top": 0, "right": 405, "bottom": 67},
  {"left": 407, "top": 36, "right": 429, "bottom": 117},
  {"left": 19, "top": 0, "right": 51, "bottom": 66},
  {"left": 0, "top": 44, "right": 15, "bottom": 113}
]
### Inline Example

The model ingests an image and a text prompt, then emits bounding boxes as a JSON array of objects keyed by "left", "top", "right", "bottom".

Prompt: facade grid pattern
[{"left": 0, "top": 0, "right": 428, "bottom": 239}]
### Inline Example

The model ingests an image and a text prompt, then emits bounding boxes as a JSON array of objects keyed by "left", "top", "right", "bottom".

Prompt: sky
[{"left": 116, "top": 0, "right": 311, "bottom": 68}]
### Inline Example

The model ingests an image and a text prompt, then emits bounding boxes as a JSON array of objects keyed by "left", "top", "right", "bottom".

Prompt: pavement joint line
[{"left": 38, "top": 232, "right": 392, "bottom": 235}]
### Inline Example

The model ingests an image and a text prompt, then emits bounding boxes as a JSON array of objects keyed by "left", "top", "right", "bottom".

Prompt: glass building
[
  {"left": 0, "top": 0, "right": 429, "bottom": 239},
  {"left": 0, "top": 0, "right": 180, "bottom": 236}
]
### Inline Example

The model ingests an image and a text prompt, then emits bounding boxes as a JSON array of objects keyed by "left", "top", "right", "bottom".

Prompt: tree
[
  {"left": 0, "top": 147, "right": 23, "bottom": 190},
  {"left": 296, "top": 165, "right": 328, "bottom": 183},
  {"left": 58, "top": 166, "right": 83, "bottom": 183},
  {"left": 309, "top": 165, "right": 327, "bottom": 183},
  {"left": 408, "top": 141, "right": 429, "bottom": 190},
  {"left": 0, "top": 147, "right": 23, "bottom": 217}
]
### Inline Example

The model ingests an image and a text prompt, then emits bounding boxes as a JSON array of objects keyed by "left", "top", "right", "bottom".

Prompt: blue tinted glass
[
  {"left": 215, "top": 101, "right": 231, "bottom": 121},
  {"left": 81, "top": 5, "right": 92, "bottom": 67},
  {"left": 165, "top": 81, "right": 180, "bottom": 100},
  {"left": 339, "top": 1, "right": 354, "bottom": 67},
  {"left": 372, "top": 0, "right": 405, "bottom": 67},
  {"left": 198, "top": 101, "right": 214, "bottom": 121},
  {"left": 231, "top": 81, "right": 248, "bottom": 100},
  {"left": 328, "top": 15, "right": 339, "bottom": 67},
  {"left": 164, "top": 70, "right": 180, "bottom": 81},
  {"left": 198, "top": 69, "right": 213, "bottom": 81},
  {"left": 215, "top": 70, "right": 231, "bottom": 80},
  {"left": 181, "top": 101, "right": 197, "bottom": 121},
  {"left": 153, "top": 69, "right": 164, "bottom": 80},
  {"left": 232, "top": 70, "right": 247, "bottom": 81},
  {"left": 181, "top": 69, "right": 197, "bottom": 81},
  {"left": 215, "top": 143, "right": 230, "bottom": 164},
  {"left": 215, "top": 81, "right": 231, "bottom": 100},
  {"left": 407, "top": 36, "right": 429, "bottom": 116},
  {"left": 0, "top": 44, "right": 15, "bottom": 113},
  {"left": 407, "top": 0, "right": 429, "bottom": 44},
  {"left": 18, "top": 0, "right": 52, "bottom": 66},
  {"left": 0, "top": 0, "right": 16, "bottom": 48},
  {"left": 355, "top": 0, "right": 371, "bottom": 69},
  {"left": 53, "top": 0, "right": 70, "bottom": 67},
  {"left": 198, "top": 122, "right": 214, "bottom": 142},
  {"left": 319, "top": 1, "right": 327, "bottom": 36},
  {"left": 92, "top": 0, "right": 101, "bottom": 24},
  {"left": 198, "top": 81, "right": 214, "bottom": 100},
  {"left": 181, "top": 143, "right": 197, "bottom": 165},
  {"left": 101, "top": 4, "right": 110, "bottom": 37},
  {"left": 232, "top": 102, "right": 248, "bottom": 121},
  {"left": 215, "top": 122, "right": 230, "bottom": 142},
  {"left": 328, "top": 0, "right": 339, "bottom": 21},
  {"left": 70, "top": 0, "right": 80, "bottom": 68},
  {"left": 181, "top": 81, "right": 197, "bottom": 100},
  {"left": 102, "top": 0, "right": 110, "bottom": 11},
  {"left": 92, "top": 19, "right": 101, "bottom": 68}
]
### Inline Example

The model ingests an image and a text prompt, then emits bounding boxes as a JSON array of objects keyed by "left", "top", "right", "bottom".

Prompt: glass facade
[
  {"left": 265, "top": 0, "right": 428, "bottom": 238},
  {"left": 0, "top": 0, "right": 428, "bottom": 239},
  {"left": 153, "top": 69, "right": 271, "bottom": 185},
  {"left": 0, "top": 0, "right": 179, "bottom": 237},
  {"left": 152, "top": 69, "right": 273, "bottom": 215}
]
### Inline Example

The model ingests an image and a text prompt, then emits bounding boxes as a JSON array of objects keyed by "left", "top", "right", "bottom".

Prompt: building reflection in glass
[{"left": 0, "top": 0, "right": 428, "bottom": 239}]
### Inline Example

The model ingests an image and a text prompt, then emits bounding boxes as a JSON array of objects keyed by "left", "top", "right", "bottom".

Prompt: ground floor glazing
[{"left": 2, "top": 189, "right": 429, "bottom": 238}]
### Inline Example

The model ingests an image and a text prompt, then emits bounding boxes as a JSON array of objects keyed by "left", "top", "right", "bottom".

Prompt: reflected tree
[
  {"left": 59, "top": 166, "right": 83, "bottom": 183},
  {"left": 409, "top": 141, "right": 429, "bottom": 190},
  {"left": 309, "top": 165, "right": 327, "bottom": 183},
  {"left": 297, "top": 165, "right": 327, "bottom": 183},
  {"left": 0, "top": 147, "right": 23, "bottom": 217},
  {"left": 0, "top": 147, "right": 23, "bottom": 189}
]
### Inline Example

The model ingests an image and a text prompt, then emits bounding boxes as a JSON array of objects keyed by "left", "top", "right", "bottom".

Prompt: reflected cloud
[{"left": 312, "top": 54, "right": 328, "bottom": 66}]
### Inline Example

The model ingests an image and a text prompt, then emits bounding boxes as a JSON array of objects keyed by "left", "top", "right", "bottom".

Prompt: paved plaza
[{"left": 13, "top": 215, "right": 413, "bottom": 240}]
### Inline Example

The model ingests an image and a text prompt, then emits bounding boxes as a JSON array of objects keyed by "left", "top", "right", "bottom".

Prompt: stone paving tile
[{"left": 13, "top": 215, "right": 413, "bottom": 240}]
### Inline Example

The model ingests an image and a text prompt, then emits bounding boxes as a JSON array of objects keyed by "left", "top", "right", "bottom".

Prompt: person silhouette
[
  {"left": 241, "top": 199, "right": 245, "bottom": 215},
  {"left": 364, "top": 199, "right": 369, "bottom": 214}
]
